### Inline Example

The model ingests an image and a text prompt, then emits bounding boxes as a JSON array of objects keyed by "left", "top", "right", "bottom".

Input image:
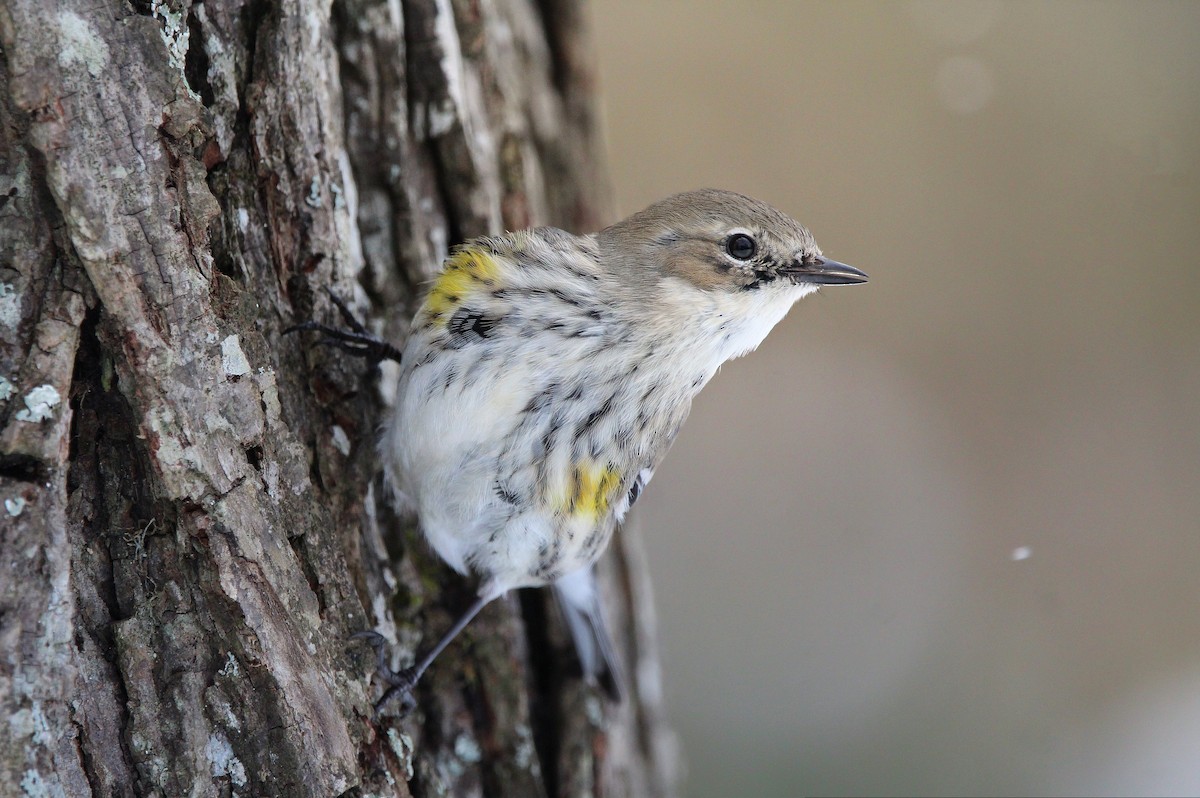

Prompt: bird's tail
[{"left": 553, "top": 567, "right": 623, "bottom": 701}]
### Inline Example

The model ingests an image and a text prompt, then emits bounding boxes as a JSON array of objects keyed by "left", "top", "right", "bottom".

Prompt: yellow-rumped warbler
[{"left": 297, "top": 189, "right": 866, "bottom": 707}]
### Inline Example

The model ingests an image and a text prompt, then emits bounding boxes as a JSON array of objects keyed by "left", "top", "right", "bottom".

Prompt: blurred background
[{"left": 588, "top": 2, "right": 1200, "bottom": 795}]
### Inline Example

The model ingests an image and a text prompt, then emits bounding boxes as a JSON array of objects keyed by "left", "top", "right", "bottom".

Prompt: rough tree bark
[{"left": 0, "top": 1, "right": 678, "bottom": 796}]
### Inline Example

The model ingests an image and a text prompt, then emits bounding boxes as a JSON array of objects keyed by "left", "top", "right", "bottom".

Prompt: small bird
[{"left": 307, "top": 189, "right": 866, "bottom": 707}]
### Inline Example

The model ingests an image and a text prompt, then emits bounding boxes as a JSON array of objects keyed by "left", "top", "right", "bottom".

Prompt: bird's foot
[
  {"left": 284, "top": 290, "right": 403, "bottom": 365},
  {"left": 352, "top": 631, "right": 419, "bottom": 715},
  {"left": 375, "top": 666, "right": 420, "bottom": 715}
]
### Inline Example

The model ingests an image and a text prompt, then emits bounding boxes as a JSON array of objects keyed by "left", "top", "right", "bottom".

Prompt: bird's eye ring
[{"left": 725, "top": 233, "right": 756, "bottom": 261}]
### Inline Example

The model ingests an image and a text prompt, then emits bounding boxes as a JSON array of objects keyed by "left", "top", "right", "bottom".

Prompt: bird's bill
[{"left": 784, "top": 258, "right": 869, "bottom": 285}]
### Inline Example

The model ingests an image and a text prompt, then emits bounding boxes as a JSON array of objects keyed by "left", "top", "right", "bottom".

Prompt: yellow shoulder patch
[{"left": 422, "top": 246, "right": 502, "bottom": 326}]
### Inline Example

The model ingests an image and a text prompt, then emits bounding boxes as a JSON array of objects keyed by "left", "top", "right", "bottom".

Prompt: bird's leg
[
  {"left": 354, "top": 593, "right": 493, "bottom": 713},
  {"left": 284, "top": 289, "right": 404, "bottom": 365}
]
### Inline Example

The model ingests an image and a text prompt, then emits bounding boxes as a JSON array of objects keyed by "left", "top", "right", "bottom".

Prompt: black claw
[
  {"left": 375, "top": 667, "right": 420, "bottom": 714},
  {"left": 285, "top": 292, "right": 403, "bottom": 365},
  {"left": 326, "top": 289, "right": 369, "bottom": 334},
  {"left": 350, "top": 630, "right": 392, "bottom": 673},
  {"left": 351, "top": 631, "right": 419, "bottom": 716}
]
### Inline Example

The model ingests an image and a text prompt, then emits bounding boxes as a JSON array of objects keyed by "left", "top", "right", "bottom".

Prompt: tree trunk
[{"left": 0, "top": 1, "right": 677, "bottom": 796}]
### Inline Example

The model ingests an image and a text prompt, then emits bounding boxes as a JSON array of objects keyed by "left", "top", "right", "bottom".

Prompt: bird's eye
[{"left": 725, "top": 233, "right": 756, "bottom": 260}]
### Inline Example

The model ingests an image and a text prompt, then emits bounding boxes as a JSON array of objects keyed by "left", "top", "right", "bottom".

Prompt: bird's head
[{"left": 598, "top": 189, "right": 867, "bottom": 297}]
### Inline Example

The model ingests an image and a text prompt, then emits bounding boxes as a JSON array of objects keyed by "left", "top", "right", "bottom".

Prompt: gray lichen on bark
[{"left": 0, "top": 1, "right": 676, "bottom": 796}]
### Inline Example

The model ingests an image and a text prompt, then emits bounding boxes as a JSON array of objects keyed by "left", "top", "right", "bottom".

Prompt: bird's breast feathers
[{"left": 385, "top": 228, "right": 807, "bottom": 585}]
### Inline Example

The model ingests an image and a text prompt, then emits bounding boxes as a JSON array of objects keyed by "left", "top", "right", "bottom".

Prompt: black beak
[{"left": 783, "top": 257, "right": 869, "bottom": 285}]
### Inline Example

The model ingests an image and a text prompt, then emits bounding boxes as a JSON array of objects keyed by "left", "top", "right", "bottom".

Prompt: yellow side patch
[
  {"left": 560, "top": 461, "right": 621, "bottom": 521},
  {"left": 422, "top": 247, "right": 501, "bottom": 326}
]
